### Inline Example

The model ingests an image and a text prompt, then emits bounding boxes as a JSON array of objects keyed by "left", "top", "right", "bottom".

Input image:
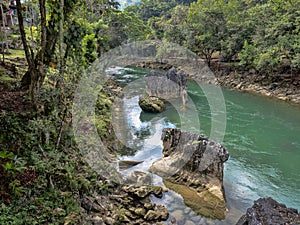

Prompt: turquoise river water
[{"left": 107, "top": 66, "right": 300, "bottom": 224}]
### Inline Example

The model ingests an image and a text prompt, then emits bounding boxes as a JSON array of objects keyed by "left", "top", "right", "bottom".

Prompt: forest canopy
[{"left": 126, "top": 0, "right": 300, "bottom": 72}]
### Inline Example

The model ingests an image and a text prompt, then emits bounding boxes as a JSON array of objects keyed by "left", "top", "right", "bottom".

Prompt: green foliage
[
  {"left": 0, "top": 109, "right": 107, "bottom": 224},
  {"left": 64, "top": 18, "right": 99, "bottom": 65},
  {"left": 162, "top": 5, "right": 189, "bottom": 45},
  {"left": 0, "top": 189, "right": 80, "bottom": 225},
  {"left": 103, "top": 10, "right": 151, "bottom": 48},
  {"left": 239, "top": 40, "right": 257, "bottom": 69},
  {"left": 187, "top": 0, "right": 227, "bottom": 65},
  {"left": 238, "top": 0, "right": 300, "bottom": 73},
  {"left": 0, "top": 56, "right": 111, "bottom": 224},
  {"left": 126, "top": 0, "right": 197, "bottom": 22},
  {"left": 82, "top": 33, "right": 98, "bottom": 64}
]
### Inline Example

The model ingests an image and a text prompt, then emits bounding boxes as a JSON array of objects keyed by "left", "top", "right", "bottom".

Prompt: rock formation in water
[
  {"left": 138, "top": 96, "right": 165, "bottom": 113},
  {"left": 236, "top": 197, "right": 300, "bottom": 225},
  {"left": 144, "top": 67, "right": 187, "bottom": 102},
  {"left": 149, "top": 128, "right": 229, "bottom": 219}
]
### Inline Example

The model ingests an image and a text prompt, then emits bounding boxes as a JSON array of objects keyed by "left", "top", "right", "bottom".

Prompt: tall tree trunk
[
  {"left": 16, "top": 0, "right": 37, "bottom": 101},
  {"left": 17, "top": 0, "right": 58, "bottom": 102}
]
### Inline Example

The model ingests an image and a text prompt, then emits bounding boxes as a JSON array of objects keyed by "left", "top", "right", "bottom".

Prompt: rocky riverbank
[
  {"left": 133, "top": 61, "right": 300, "bottom": 105},
  {"left": 81, "top": 80, "right": 169, "bottom": 224},
  {"left": 210, "top": 62, "right": 300, "bottom": 105},
  {"left": 82, "top": 181, "right": 169, "bottom": 225}
]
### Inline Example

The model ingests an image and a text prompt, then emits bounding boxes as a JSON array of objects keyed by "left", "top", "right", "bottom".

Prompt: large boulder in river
[
  {"left": 138, "top": 96, "right": 165, "bottom": 113},
  {"left": 144, "top": 67, "right": 187, "bottom": 100},
  {"left": 149, "top": 128, "right": 229, "bottom": 219},
  {"left": 236, "top": 197, "right": 300, "bottom": 225}
]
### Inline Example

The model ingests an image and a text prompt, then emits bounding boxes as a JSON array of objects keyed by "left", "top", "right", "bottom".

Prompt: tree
[
  {"left": 102, "top": 10, "right": 151, "bottom": 48},
  {"left": 16, "top": 0, "right": 77, "bottom": 102},
  {"left": 187, "top": 0, "right": 227, "bottom": 66},
  {"left": 16, "top": 0, "right": 120, "bottom": 102},
  {"left": 163, "top": 5, "right": 189, "bottom": 46}
]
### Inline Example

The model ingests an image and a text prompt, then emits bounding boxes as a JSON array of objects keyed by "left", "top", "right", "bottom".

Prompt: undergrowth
[{"left": 0, "top": 76, "right": 117, "bottom": 224}]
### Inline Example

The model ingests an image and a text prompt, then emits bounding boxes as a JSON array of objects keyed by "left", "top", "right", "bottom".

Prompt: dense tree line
[{"left": 127, "top": 0, "right": 300, "bottom": 74}]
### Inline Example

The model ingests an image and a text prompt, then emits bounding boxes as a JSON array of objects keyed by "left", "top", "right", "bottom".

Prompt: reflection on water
[{"left": 108, "top": 67, "right": 300, "bottom": 224}]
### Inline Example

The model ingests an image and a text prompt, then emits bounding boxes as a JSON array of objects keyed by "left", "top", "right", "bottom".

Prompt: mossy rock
[{"left": 138, "top": 96, "right": 165, "bottom": 113}]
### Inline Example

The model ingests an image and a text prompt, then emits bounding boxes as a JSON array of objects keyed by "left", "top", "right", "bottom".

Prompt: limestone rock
[
  {"left": 144, "top": 205, "right": 168, "bottom": 221},
  {"left": 236, "top": 197, "right": 300, "bottom": 225},
  {"left": 138, "top": 96, "right": 165, "bottom": 113},
  {"left": 149, "top": 128, "right": 229, "bottom": 219},
  {"left": 134, "top": 207, "right": 146, "bottom": 216},
  {"left": 144, "top": 67, "right": 187, "bottom": 100},
  {"left": 121, "top": 184, "right": 163, "bottom": 199}
]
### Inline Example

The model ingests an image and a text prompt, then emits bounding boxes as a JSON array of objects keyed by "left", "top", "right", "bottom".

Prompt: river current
[{"left": 107, "top": 66, "right": 300, "bottom": 224}]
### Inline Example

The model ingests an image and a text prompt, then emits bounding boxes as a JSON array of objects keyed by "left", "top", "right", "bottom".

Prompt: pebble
[
  {"left": 184, "top": 207, "right": 191, "bottom": 215},
  {"left": 171, "top": 210, "right": 184, "bottom": 224},
  {"left": 162, "top": 187, "right": 169, "bottom": 192}
]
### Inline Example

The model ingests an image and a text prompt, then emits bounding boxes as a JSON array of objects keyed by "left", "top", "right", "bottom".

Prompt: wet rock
[
  {"left": 236, "top": 197, "right": 300, "bottom": 225},
  {"left": 149, "top": 128, "right": 229, "bottom": 219},
  {"left": 184, "top": 207, "right": 191, "bottom": 215},
  {"left": 122, "top": 185, "right": 151, "bottom": 198},
  {"left": 185, "top": 221, "right": 196, "bottom": 225},
  {"left": 151, "top": 186, "right": 163, "bottom": 198},
  {"left": 162, "top": 187, "right": 169, "bottom": 192},
  {"left": 170, "top": 217, "right": 177, "bottom": 224},
  {"left": 139, "top": 96, "right": 165, "bottom": 113},
  {"left": 124, "top": 209, "right": 137, "bottom": 219},
  {"left": 172, "top": 210, "right": 184, "bottom": 224}
]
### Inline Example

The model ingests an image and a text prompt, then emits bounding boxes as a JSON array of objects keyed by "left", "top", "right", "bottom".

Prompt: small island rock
[{"left": 139, "top": 96, "right": 165, "bottom": 113}]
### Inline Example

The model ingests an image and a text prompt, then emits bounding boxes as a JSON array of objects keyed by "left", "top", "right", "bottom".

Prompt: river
[{"left": 107, "top": 66, "right": 300, "bottom": 224}]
